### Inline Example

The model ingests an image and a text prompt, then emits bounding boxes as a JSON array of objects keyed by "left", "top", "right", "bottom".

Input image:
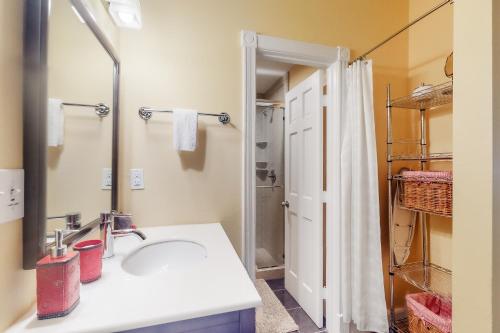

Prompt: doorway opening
[
  {"left": 254, "top": 57, "right": 289, "bottom": 278},
  {"left": 255, "top": 56, "right": 326, "bottom": 331},
  {"left": 242, "top": 31, "right": 349, "bottom": 333}
]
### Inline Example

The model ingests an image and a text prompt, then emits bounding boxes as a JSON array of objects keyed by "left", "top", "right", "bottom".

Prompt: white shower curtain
[{"left": 332, "top": 59, "right": 388, "bottom": 333}]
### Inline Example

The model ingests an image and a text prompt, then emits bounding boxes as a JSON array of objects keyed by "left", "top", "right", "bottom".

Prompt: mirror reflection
[{"left": 46, "top": 0, "right": 114, "bottom": 237}]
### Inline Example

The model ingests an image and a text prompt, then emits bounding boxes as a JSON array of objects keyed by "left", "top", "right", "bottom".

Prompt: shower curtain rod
[{"left": 349, "top": 0, "right": 453, "bottom": 65}]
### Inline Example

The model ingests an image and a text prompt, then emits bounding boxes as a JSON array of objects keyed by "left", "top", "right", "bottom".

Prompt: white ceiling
[{"left": 256, "top": 56, "right": 292, "bottom": 95}]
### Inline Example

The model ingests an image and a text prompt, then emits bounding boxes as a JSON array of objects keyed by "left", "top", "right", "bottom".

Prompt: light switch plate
[
  {"left": 130, "top": 168, "right": 144, "bottom": 190},
  {"left": 0, "top": 169, "right": 24, "bottom": 224},
  {"left": 102, "top": 168, "right": 112, "bottom": 190}
]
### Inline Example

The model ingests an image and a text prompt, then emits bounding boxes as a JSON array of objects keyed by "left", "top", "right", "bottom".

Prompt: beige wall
[
  {"left": 118, "top": 0, "right": 410, "bottom": 257},
  {"left": 453, "top": 1, "right": 496, "bottom": 332},
  {"left": 493, "top": 2, "right": 500, "bottom": 331},
  {"left": 47, "top": 0, "right": 114, "bottom": 229},
  {"left": 0, "top": 1, "right": 36, "bottom": 331}
]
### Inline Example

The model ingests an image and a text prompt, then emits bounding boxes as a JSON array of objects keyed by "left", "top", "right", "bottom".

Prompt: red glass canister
[{"left": 74, "top": 239, "right": 103, "bottom": 283}]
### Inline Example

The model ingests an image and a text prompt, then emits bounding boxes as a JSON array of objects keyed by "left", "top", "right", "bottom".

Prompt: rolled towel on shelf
[
  {"left": 173, "top": 108, "right": 198, "bottom": 152},
  {"left": 48, "top": 98, "right": 64, "bottom": 147}
]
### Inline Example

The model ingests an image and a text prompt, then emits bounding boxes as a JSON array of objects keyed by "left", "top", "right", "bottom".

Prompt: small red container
[{"left": 74, "top": 240, "right": 103, "bottom": 283}]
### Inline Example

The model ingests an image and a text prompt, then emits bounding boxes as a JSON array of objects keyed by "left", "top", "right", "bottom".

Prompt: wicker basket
[
  {"left": 406, "top": 293, "right": 452, "bottom": 333},
  {"left": 399, "top": 171, "right": 452, "bottom": 217}
]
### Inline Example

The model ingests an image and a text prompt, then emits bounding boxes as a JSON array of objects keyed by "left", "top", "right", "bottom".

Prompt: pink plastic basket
[{"left": 406, "top": 293, "right": 452, "bottom": 333}]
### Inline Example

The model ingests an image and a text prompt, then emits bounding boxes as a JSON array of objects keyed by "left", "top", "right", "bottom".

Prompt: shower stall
[{"left": 255, "top": 104, "right": 285, "bottom": 271}]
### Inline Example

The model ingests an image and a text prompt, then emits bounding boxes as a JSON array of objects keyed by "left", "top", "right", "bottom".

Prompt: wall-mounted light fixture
[{"left": 107, "top": 0, "right": 142, "bottom": 29}]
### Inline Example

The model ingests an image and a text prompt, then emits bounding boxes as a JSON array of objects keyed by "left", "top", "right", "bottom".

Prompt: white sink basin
[{"left": 122, "top": 240, "right": 207, "bottom": 276}]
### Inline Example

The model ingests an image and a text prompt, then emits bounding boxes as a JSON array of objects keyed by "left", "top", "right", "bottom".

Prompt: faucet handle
[
  {"left": 100, "top": 212, "right": 113, "bottom": 224},
  {"left": 100, "top": 212, "right": 114, "bottom": 259},
  {"left": 113, "top": 212, "right": 133, "bottom": 230},
  {"left": 65, "top": 212, "right": 81, "bottom": 230}
]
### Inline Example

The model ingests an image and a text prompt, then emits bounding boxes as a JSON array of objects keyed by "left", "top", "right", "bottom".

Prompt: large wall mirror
[{"left": 23, "top": 0, "right": 120, "bottom": 269}]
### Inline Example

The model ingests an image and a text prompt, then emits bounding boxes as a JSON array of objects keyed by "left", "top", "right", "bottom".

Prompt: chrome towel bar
[
  {"left": 62, "top": 102, "right": 110, "bottom": 118},
  {"left": 138, "top": 106, "right": 230, "bottom": 125}
]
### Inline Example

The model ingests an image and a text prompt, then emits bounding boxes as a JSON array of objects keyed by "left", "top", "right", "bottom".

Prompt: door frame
[{"left": 241, "top": 31, "right": 350, "bottom": 333}]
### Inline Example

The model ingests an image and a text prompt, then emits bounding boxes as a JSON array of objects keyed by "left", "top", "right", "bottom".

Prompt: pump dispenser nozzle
[{"left": 50, "top": 229, "right": 68, "bottom": 258}]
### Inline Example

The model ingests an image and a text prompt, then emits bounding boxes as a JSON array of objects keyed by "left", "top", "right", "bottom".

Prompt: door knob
[{"left": 281, "top": 201, "right": 289, "bottom": 208}]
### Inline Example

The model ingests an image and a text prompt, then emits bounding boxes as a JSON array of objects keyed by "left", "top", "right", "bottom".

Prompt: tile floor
[{"left": 266, "top": 278, "right": 327, "bottom": 333}]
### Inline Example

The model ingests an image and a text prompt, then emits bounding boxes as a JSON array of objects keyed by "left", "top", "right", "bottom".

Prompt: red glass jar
[{"left": 74, "top": 240, "right": 103, "bottom": 283}]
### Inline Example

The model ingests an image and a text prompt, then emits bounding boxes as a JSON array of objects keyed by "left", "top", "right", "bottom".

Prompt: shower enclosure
[{"left": 255, "top": 105, "right": 285, "bottom": 270}]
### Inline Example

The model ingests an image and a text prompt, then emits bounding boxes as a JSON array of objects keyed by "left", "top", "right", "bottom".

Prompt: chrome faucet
[{"left": 100, "top": 212, "right": 146, "bottom": 258}]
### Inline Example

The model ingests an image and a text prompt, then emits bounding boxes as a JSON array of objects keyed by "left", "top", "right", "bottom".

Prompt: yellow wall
[
  {"left": 118, "top": 0, "right": 410, "bottom": 256},
  {"left": 408, "top": 0, "right": 453, "bottom": 271},
  {"left": 0, "top": 1, "right": 36, "bottom": 331},
  {"left": 288, "top": 65, "right": 317, "bottom": 89}
]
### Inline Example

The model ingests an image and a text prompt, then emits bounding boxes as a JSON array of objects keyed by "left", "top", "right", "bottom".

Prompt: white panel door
[{"left": 284, "top": 70, "right": 324, "bottom": 327}]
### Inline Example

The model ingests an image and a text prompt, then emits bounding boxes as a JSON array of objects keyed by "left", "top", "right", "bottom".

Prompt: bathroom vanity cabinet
[{"left": 6, "top": 224, "right": 261, "bottom": 333}]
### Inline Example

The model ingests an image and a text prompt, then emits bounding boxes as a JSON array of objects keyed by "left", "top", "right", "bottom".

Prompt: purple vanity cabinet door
[
  {"left": 239, "top": 308, "right": 256, "bottom": 333},
  {"left": 120, "top": 308, "right": 256, "bottom": 333}
]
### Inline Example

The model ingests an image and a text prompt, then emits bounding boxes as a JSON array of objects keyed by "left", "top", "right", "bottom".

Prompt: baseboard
[{"left": 255, "top": 266, "right": 284, "bottom": 280}]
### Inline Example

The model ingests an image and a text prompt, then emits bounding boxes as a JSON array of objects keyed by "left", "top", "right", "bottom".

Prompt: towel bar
[
  {"left": 138, "top": 107, "right": 230, "bottom": 125},
  {"left": 62, "top": 102, "right": 110, "bottom": 118}
]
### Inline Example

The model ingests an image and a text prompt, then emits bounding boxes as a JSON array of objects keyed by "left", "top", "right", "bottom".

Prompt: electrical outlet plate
[
  {"left": 130, "top": 168, "right": 144, "bottom": 190},
  {"left": 0, "top": 169, "right": 24, "bottom": 224},
  {"left": 102, "top": 168, "right": 112, "bottom": 190}
]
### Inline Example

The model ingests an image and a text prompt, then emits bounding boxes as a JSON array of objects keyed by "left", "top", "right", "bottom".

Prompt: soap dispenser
[{"left": 36, "top": 229, "right": 80, "bottom": 319}]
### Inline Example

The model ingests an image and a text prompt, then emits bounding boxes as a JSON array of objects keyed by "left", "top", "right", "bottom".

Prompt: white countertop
[{"left": 7, "top": 223, "right": 261, "bottom": 333}]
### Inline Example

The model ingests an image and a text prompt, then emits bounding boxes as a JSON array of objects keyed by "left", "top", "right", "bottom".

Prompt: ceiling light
[{"left": 108, "top": 0, "right": 142, "bottom": 29}]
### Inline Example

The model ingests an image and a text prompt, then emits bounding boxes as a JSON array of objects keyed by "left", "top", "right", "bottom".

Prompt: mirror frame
[{"left": 23, "top": 0, "right": 120, "bottom": 269}]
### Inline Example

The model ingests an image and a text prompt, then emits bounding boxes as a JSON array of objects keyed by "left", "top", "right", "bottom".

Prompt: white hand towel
[
  {"left": 173, "top": 108, "right": 198, "bottom": 151},
  {"left": 48, "top": 98, "right": 64, "bottom": 147}
]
